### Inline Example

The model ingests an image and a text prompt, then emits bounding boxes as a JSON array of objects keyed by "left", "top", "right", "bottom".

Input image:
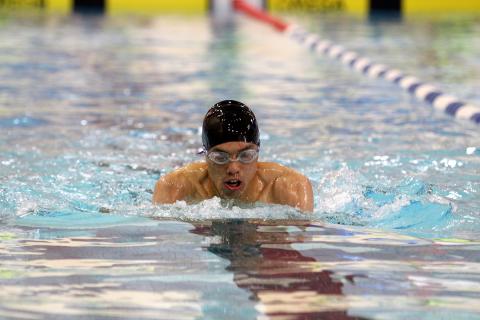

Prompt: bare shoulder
[
  {"left": 257, "top": 162, "right": 314, "bottom": 212},
  {"left": 256, "top": 162, "right": 307, "bottom": 182},
  {"left": 153, "top": 162, "right": 208, "bottom": 204},
  {"left": 174, "top": 162, "right": 208, "bottom": 179},
  {"left": 159, "top": 162, "right": 208, "bottom": 184}
]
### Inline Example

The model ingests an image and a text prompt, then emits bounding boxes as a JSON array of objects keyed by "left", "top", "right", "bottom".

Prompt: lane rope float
[{"left": 233, "top": 0, "right": 480, "bottom": 125}]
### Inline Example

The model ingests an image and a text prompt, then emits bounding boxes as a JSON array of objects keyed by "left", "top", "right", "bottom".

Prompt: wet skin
[
  {"left": 206, "top": 142, "right": 259, "bottom": 200},
  {"left": 153, "top": 141, "right": 314, "bottom": 212}
]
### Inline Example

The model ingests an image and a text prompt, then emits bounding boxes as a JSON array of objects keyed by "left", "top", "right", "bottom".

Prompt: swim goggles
[{"left": 206, "top": 149, "right": 259, "bottom": 165}]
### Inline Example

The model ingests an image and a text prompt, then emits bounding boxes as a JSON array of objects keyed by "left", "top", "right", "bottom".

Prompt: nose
[{"left": 226, "top": 161, "right": 240, "bottom": 176}]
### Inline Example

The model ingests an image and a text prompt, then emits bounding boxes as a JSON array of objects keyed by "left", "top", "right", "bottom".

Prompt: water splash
[
  {"left": 311, "top": 167, "right": 458, "bottom": 237},
  {"left": 149, "top": 197, "right": 305, "bottom": 221},
  {"left": 1, "top": 156, "right": 471, "bottom": 239}
]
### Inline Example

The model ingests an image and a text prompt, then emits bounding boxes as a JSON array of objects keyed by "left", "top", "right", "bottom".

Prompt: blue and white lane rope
[
  {"left": 233, "top": 0, "right": 480, "bottom": 125},
  {"left": 285, "top": 24, "right": 480, "bottom": 124}
]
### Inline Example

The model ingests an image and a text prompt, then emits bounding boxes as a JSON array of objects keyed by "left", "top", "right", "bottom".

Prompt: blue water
[{"left": 1, "top": 10, "right": 480, "bottom": 320}]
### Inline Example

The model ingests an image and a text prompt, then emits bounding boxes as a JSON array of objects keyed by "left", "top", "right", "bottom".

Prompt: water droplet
[{"left": 466, "top": 147, "right": 477, "bottom": 155}]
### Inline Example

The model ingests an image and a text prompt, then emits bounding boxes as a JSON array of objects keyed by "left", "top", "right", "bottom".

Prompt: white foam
[
  {"left": 371, "top": 196, "right": 410, "bottom": 220},
  {"left": 150, "top": 197, "right": 304, "bottom": 220},
  {"left": 15, "top": 197, "right": 39, "bottom": 218},
  {"left": 466, "top": 147, "right": 477, "bottom": 155},
  {"left": 314, "top": 167, "right": 370, "bottom": 214}
]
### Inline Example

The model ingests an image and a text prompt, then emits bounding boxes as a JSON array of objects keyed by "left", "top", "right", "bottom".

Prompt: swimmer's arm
[
  {"left": 273, "top": 173, "right": 314, "bottom": 213},
  {"left": 152, "top": 171, "right": 192, "bottom": 204}
]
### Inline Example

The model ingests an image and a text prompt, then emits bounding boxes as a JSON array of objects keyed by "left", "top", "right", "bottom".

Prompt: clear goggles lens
[{"left": 207, "top": 149, "right": 259, "bottom": 165}]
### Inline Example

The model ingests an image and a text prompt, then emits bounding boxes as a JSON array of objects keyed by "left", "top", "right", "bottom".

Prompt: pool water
[{"left": 1, "top": 10, "right": 480, "bottom": 319}]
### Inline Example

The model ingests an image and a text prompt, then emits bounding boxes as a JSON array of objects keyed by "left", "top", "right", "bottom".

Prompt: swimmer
[{"left": 153, "top": 100, "right": 314, "bottom": 212}]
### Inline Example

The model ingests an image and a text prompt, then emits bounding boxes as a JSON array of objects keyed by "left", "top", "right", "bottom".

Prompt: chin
[
  {"left": 221, "top": 191, "right": 241, "bottom": 200},
  {"left": 221, "top": 188, "right": 244, "bottom": 199}
]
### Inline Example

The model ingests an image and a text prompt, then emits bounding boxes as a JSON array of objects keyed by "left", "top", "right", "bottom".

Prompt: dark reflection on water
[
  {"left": 191, "top": 219, "right": 370, "bottom": 320},
  {"left": 3, "top": 216, "right": 480, "bottom": 319}
]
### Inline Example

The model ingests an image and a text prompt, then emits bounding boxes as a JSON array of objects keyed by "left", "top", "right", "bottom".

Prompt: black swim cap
[{"left": 202, "top": 100, "right": 260, "bottom": 150}]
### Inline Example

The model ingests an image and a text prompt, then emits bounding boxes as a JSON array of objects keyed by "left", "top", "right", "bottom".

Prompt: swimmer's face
[{"left": 206, "top": 141, "right": 258, "bottom": 200}]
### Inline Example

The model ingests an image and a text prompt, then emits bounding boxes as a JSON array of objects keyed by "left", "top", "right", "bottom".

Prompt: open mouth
[{"left": 224, "top": 179, "right": 242, "bottom": 191}]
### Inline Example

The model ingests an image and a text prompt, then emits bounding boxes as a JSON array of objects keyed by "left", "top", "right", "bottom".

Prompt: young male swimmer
[{"left": 152, "top": 100, "right": 314, "bottom": 212}]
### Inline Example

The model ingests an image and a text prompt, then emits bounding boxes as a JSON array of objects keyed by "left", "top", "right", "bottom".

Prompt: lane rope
[{"left": 233, "top": 0, "right": 480, "bottom": 125}]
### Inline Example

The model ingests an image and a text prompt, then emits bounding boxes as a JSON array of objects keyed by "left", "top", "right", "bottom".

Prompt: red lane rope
[{"left": 233, "top": 0, "right": 289, "bottom": 32}]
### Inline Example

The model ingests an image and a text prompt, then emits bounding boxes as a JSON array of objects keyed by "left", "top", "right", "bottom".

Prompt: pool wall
[{"left": 2, "top": 0, "right": 480, "bottom": 15}]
